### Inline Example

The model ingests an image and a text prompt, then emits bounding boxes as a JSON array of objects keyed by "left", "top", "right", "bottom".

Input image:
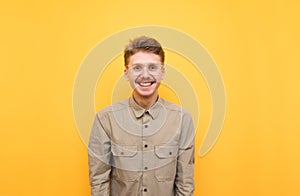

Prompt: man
[{"left": 88, "top": 36, "right": 195, "bottom": 196}]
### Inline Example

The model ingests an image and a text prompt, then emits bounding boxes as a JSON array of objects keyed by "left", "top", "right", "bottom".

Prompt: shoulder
[
  {"left": 159, "top": 97, "right": 191, "bottom": 116},
  {"left": 96, "top": 98, "right": 130, "bottom": 117}
]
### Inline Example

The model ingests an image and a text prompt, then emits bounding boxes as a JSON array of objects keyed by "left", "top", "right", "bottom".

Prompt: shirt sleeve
[
  {"left": 175, "top": 111, "right": 195, "bottom": 196},
  {"left": 88, "top": 113, "right": 112, "bottom": 196}
]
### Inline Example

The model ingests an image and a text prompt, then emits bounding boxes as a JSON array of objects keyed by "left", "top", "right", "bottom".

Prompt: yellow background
[{"left": 1, "top": 0, "right": 299, "bottom": 195}]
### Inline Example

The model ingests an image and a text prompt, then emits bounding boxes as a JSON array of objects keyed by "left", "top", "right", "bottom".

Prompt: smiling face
[{"left": 124, "top": 51, "right": 165, "bottom": 99}]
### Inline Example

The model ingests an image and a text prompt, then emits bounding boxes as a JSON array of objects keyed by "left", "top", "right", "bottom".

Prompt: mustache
[{"left": 135, "top": 76, "right": 157, "bottom": 83}]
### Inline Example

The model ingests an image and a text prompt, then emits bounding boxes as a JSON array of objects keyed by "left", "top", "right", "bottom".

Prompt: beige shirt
[{"left": 88, "top": 97, "right": 195, "bottom": 196}]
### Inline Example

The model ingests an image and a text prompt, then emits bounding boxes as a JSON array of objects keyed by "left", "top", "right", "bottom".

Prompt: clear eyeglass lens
[{"left": 130, "top": 63, "right": 162, "bottom": 75}]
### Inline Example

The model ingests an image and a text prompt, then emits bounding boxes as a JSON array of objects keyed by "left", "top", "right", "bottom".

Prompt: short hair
[{"left": 123, "top": 36, "right": 165, "bottom": 66}]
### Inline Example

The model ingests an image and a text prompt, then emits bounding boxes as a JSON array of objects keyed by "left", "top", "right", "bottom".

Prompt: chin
[
  {"left": 135, "top": 89, "right": 157, "bottom": 98},
  {"left": 135, "top": 87, "right": 158, "bottom": 98}
]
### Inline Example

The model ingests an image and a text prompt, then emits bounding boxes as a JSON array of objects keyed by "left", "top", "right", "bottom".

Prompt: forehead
[{"left": 128, "top": 51, "right": 162, "bottom": 65}]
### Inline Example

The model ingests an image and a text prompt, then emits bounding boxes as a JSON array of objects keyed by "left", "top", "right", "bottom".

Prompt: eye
[
  {"left": 133, "top": 65, "right": 142, "bottom": 71},
  {"left": 148, "top": 64, "right": 158, "bottom": 71}
]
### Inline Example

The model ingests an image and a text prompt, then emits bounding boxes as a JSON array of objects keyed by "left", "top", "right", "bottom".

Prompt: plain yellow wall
[{"left": 1, "top": 0, "right": 300, "bottom": 195}]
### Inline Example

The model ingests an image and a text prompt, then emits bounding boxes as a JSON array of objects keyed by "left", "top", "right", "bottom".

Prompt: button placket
[{"left": 141, "top": 111, "right": 151, "bottom": 195}]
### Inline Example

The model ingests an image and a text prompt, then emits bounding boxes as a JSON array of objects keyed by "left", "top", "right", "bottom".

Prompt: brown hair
[{"left": 123, "top": 36, "right": 165, "bottom": 66}]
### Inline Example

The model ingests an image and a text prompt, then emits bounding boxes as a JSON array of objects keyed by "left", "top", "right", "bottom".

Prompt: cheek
[
  {"left": 127, "top": 75, "right": 139, "bottom": 86},
  {"left": 128, "top": 74, "right": 138, "bottom": 82},
  {"left": 153, "top": 74, "right": 164, "bottom": 82}
]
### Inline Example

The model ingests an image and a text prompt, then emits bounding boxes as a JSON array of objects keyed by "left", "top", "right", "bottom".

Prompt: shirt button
[
  {"left": 169, "top": 152, "right": 172, "bottom": 155},
  {"left": 144, "top": 166, "right": 148, "bottom": 170},
  {"left": 144, "top": 188, "right": 147, "bottom": 192},
  {"left": 144, "top": 125, "right": 148, "bottom": 128},
  {"left": 144, "top": 144, "right": 148, "bottom": 148}
]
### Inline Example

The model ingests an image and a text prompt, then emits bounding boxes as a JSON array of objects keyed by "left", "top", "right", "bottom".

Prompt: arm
[
  {"left": 88, "top": 113, "right": 111, "bottom": 196},
  {"left": 175, "top": 112, "right": 195, "bottom": 196}
]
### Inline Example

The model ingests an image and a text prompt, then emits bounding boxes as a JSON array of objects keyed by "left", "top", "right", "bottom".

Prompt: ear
[
  {"left": 161, "top": 66, "right": 166, "bottom": 80},
  {"left": 124, "top": 68, "right": 129, "bottom": 81}
]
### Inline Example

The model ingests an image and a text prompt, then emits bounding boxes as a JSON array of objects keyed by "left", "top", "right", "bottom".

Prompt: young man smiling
[{"left": 88, "top": 36, "right": 195, "bottom": 196}]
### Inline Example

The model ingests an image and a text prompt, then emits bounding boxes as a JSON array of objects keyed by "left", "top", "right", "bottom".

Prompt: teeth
[{"left": 140, "top": 82, "right": 152, "bottom": 87}]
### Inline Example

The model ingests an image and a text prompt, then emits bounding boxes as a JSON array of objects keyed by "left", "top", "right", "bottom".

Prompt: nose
[{"left": 140, "top": 66, "right": 150, "bottom": 77}]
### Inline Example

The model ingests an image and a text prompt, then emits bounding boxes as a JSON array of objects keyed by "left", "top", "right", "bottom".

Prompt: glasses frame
[{"left": 127, "top": 63, "right": 164, "bottom": 76}]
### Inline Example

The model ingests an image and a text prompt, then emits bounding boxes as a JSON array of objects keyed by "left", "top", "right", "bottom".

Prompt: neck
[{"left": 132, "top": 91, "right": 158, "bottom": 109}]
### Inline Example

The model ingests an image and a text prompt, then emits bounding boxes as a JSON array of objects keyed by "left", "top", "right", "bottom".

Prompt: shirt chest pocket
[
  {"left": 154, "top": 145, "right": 178, "bottom": 182},
  {"left": 111, "top": 144, "right": 137, "bottom": 157},
  {"left": 111, "top": 144, "right": 140, "bottom": 181}
]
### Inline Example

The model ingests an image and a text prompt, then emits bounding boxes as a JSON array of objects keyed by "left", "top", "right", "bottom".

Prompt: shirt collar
[{"left": 129, "top": 96, "right": 162, "bottom": 119}]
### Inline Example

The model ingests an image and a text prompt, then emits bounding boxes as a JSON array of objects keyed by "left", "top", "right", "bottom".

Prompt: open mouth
[{"left": 138, "top": 81, "right": 156, "bottom": 87}]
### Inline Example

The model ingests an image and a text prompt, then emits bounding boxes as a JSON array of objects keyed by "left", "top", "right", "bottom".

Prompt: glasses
[{"left": 128, "top": 63, "right": 163, "bottom": 76}]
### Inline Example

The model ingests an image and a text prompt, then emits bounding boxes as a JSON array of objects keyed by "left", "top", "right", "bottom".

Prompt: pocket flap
[
  {"left": 111, "top": 144, "right": 137, "bottom": 157},
  {"left": 154, "top": 145, "right": 178, "bottom": 158}
]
